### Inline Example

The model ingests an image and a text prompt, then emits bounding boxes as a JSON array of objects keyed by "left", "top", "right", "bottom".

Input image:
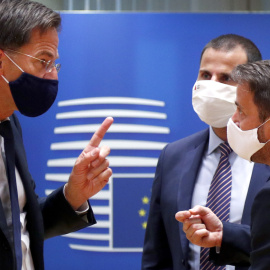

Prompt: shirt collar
[
  {"left": 0, "top": 118, "right": 10, "bottom": 124},
  {"left": 207, "top": 126, "right": 225, "bottom": 155}
]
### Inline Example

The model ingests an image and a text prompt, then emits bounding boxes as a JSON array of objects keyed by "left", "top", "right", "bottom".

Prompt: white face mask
[
  {"left": 227, "top": 117, "right": 270, "bottom": 161},
  {"left": 192, "top": 80, "right": 237, "bottom": 128}
]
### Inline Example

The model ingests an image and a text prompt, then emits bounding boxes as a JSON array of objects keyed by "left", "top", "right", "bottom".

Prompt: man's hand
[
  {"left": 175, "top": 205, "right": 223, "bottom": 248},
  {"left": 64, "top": 117, "right": 114, "bottom": 210}
]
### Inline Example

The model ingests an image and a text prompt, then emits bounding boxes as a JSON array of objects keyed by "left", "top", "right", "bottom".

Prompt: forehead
[
  {"left": 200, "top": 47, "right": 248, "bottom": 74},
  {"left": 20, "top": 28, "right": 59, "bottom": 58}
]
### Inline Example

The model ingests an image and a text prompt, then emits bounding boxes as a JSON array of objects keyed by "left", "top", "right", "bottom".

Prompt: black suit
[
  {"left": 0, "top": 114, "right": 96, "bottom": 270},
  {"left": 142, "top": 129, "right": 270, "bottom": 270}
]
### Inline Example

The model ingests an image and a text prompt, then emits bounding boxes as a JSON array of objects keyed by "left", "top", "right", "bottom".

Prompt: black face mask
[
  {"left": 1, "top": 53, "right": 58, "bottom": 117},
  {"left": 7, "top": 72, "right": 58, "bottom": 117}
]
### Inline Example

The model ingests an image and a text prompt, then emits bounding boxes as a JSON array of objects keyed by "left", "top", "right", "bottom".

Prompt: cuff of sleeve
[
  {"left": 63, "top": 184, "right": 89, "bottom": 216},
  {"left": 75, "top": 201, "right": 90, "bottom": 215}
]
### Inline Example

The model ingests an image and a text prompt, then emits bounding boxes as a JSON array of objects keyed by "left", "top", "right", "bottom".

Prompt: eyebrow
[
  {"left": 235, "top": 101, "right": 243, "bottom": 110},
  {"left": 198, "top": 69, "right": 209, "bottom": 73},
  {"left": 36, "top": 50, "right": 59, "bottom": 60},
  {"left": 199, "top": 69, "right": 231, "bottom": 77}
]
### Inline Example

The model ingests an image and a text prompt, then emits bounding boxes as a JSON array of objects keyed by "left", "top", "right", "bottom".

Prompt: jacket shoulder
[{"left": 166, "top": 128, "right": 209, "bottom": 152}]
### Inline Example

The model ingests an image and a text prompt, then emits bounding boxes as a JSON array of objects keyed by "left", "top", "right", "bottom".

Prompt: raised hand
[{"left": 65, "top": 117, "right": 114, "bottom": 210}]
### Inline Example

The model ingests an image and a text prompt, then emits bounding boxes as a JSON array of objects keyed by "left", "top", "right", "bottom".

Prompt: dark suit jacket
[
  {"left": 0, "top": 114, "right": 96, "bottom": 270},
  {"left": 142, "top": 129, "right": 270, "bottom": 270},
  {"left": 249, "top": 180, "right": 270, "bottom": 270}
]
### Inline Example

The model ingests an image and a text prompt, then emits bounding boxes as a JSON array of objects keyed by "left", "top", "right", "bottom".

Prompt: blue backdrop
[{"left": 17, "top": 12, "right": 270, "bottom": 269}]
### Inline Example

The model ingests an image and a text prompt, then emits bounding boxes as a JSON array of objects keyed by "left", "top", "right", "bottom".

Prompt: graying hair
[
  {"left": 231, "top": 60, "right": 270, "bottom": 121},
  {"left": 0, "top": 0, "right": 61, "bottom": 50}
]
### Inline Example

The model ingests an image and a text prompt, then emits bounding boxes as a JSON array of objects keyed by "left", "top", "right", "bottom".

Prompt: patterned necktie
[
  {"left": 200, "top": 142, "right": 232, "bottom": 270},
  {"left": 0, "top": 121, "right": 22, "bottom": 270}
]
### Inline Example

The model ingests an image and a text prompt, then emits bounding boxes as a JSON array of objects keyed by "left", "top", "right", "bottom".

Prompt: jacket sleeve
[
  {"left": 209, "top": 221, "right": 251, "bottom": 266},
  {"left": 249, "top": 182, "right": 270, "bottom": 270},
  {"left": 39, "top": 187, "right": 96, "bottom": 239}
]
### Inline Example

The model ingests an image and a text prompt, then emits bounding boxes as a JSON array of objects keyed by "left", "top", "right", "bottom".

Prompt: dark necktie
[
  {"left": 0, "top": 120, "right": 22, "bottom": 270},
  {"left": 200, "top": 142, "right": 232, "bottom": 270}
]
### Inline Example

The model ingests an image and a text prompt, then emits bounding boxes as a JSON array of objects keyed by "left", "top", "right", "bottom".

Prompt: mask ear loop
[
  {"left": 3, "top": 52, "right": 24, "bottom": 72},
  {"left": 1, "top": 52, "right": 25, "bottom": 84},
  {"left": 257, "top": 118, "right": 270, "bottom": 144},
  {"left": 1, "top": 74, "right": 9, "bottom": 83}
]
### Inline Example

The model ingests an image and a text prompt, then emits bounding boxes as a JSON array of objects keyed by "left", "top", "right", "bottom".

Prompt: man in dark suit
[
  {"left": 176, "top": 60, "right": 270, "bottom": 270},
  {"left": 141, "top": 34, "right": 270, "bottom": 270},
  {"left": 0, "top": 1, "right": 113, "bottom": 269}
]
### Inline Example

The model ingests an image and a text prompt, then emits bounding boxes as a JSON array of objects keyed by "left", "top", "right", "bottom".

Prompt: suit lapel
[
  {"left": 11, "top": 118, "right": 40, "bottom": 217},
  {"left": 0, "top": 117, "right": 26, "bottom": 250},
  {"left": 10, "top": 115, "right": 44, "bottom": 270},
  {"left": 177, "top": 135, "right": 208, "bottom": 261},
  {"left": 242, "top": 163, "right": 270, "bottom": 225}
]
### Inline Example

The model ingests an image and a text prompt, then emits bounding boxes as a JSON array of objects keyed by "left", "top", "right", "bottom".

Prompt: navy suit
[
  {"left": 0, "top": 114, "right": 96, "bottom": 270},
  {"left": 142, "top": 129, "right": 270, "bottom": 270},
  {"left": 249, "top": 180, "right": 270, "bottom": 270}
]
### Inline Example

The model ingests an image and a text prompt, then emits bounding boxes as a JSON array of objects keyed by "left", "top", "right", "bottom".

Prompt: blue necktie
[
  {"left": 0, "top": 120, "right": 22, "bottom": 270},
  {"left": 200, "top": 142, "right": 232, "bottom": 270}
]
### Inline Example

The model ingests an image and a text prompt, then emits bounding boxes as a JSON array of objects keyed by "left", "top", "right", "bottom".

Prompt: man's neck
[
  {"left": 212, "top": 126, "right": 227, "bottom": 142},
  {"left": 0, "top": 83, "right": 16, "bottom": 120}
]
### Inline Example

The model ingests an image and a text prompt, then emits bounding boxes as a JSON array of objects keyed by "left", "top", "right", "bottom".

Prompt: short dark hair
[
  {"left": 200, "top": 34, "right": 262, "bottom": 63},
  {"left": 231, "top": 60, "right": 270, "bottom": 121},
  {"left": 0, "top": 0, "right": 61, "bottom": 50}
]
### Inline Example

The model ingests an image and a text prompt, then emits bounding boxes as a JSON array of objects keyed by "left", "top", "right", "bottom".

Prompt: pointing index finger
[{"left": 89, "top": 117, "right": 114, "bottom": 147}]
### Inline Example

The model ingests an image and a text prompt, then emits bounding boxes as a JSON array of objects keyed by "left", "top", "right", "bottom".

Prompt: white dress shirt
[{"left": 188, "top": 127, "right": 254, "bottom": 270}]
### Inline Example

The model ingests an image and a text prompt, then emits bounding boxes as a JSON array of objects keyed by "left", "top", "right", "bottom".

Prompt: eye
[
  {"left": 199, "top": 71, "right": 211, "bottom": 80},
  {"left": 40, "top": 59, "right": 48, "bottom": 65},
  {"left": 221, "top": 74, "right": 231, "bottom": 82},
  {"left": 237, "top": 106, "right": 245, "bottom": 118}
]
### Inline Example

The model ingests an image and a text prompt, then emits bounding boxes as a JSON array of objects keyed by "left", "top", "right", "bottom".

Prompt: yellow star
[
  {"left": 142, "top": 196, "right": 149, "bottom": 204},
  {"left": 142, "top": 221, "right": 147, "bottom": 229},
  {"left": 138, "top": 209, "right": 146, "bottom": 217}
]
